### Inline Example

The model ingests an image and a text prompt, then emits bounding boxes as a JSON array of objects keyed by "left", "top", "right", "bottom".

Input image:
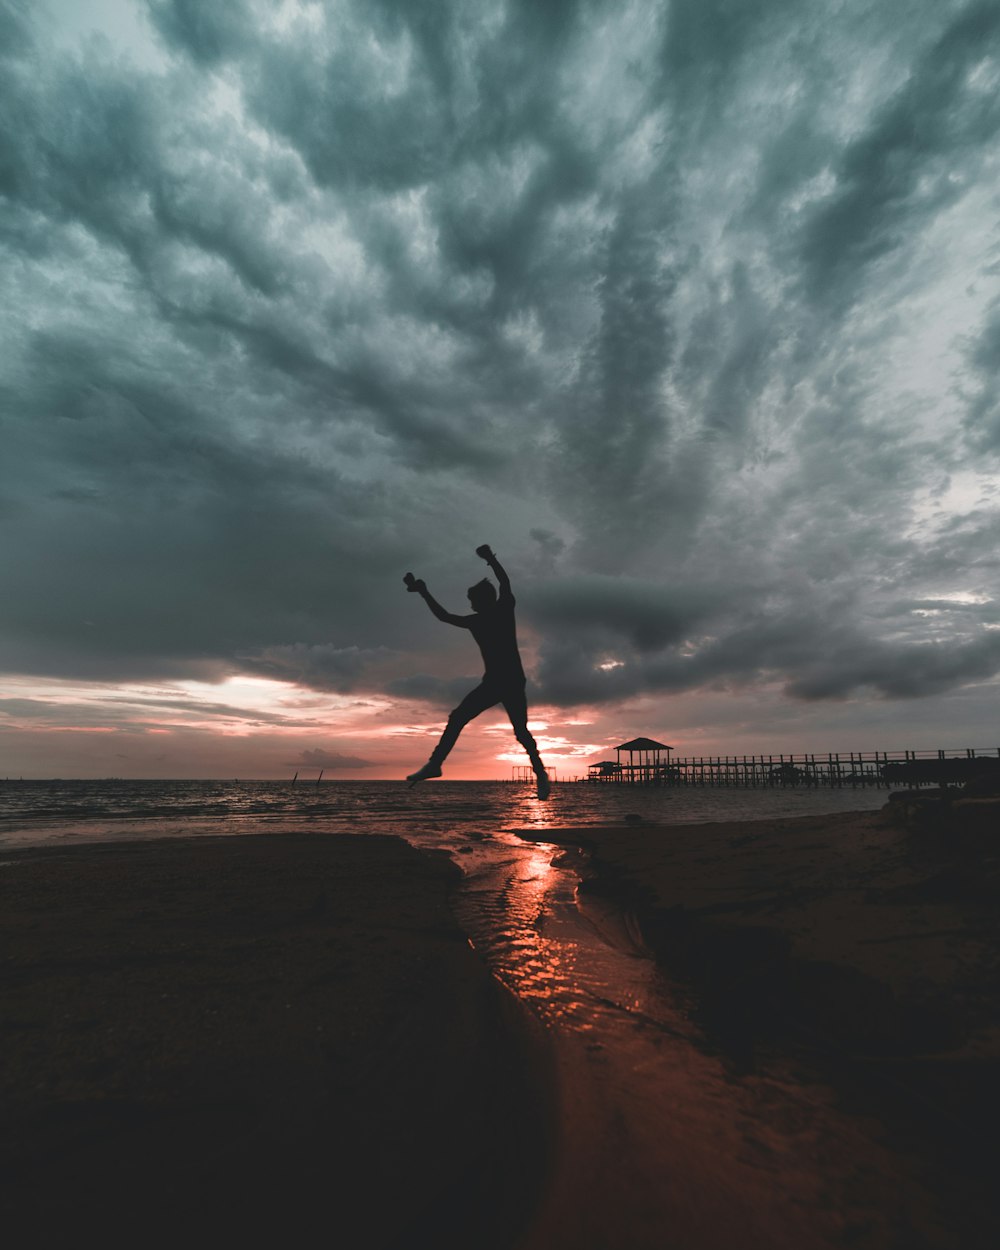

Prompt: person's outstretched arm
[
  {"left": 404, "top": 574, "right": 471, "bottom": 627},
  {"left": 476, "top": 544, "right": 513, "bottom": 603}
]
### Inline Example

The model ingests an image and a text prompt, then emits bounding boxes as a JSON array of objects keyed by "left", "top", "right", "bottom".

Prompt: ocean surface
[{"left": 0, "top": 777, "right": 888, "bottom": 849}]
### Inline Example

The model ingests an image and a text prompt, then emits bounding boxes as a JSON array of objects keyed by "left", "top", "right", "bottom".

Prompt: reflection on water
[
  {"left": 435, "top": 824, "right": 697, "bottom": 1051},
  {"left": 459, "top": 837, "right": 587, "bottom": 1018}
]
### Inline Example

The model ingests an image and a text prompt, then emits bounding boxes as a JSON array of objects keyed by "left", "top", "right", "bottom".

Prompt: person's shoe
[
  {"left": 406, "top": 762, "right": 442, "bottom": 788},
  {"left": 535, "top": 770, "right": 550, "bottom": 800}
]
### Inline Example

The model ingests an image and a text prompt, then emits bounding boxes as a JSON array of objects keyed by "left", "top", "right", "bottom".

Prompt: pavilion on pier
[{"left": 588, "top": 737, "right": 673, "bottom": 784}]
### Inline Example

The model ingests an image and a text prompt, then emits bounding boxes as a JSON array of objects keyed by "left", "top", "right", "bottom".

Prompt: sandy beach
[
  {"left": 522, "top": 802, "right": 1000, "bottom": 1246},
  {"left": 530, "top": 806, "right": 1000, "bottom": 1059},
  {"left": 4, "top": 802, "right": 999, "bottom": 1249},
  {"left": 1, "top": 834, "right": 550, "bottom": 1249}
]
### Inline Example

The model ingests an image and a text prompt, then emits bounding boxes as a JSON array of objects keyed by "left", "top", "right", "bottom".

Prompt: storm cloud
[{"left": 2, "top": 0, "right": 1000, "bottom": 771}]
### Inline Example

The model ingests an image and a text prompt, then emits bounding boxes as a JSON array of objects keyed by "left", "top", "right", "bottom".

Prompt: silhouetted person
[{"left": 404, "top": 546, "right": 550, "bottom": 798}]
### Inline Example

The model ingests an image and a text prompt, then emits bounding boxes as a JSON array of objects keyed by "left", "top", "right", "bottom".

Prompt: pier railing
[
  {"left": 583, "top": 748, "right": 1000, "bottom": 788},
  {"left": 511, "top": 765, "right": 558, "bottom": 783}
]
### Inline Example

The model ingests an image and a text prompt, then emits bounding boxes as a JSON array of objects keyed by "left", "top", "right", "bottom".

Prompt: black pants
[{"left": 429, "top": 677, "right": 544, "bottom": 771}]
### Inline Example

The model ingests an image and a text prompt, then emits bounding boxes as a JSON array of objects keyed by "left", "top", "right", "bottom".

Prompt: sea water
[{"left": 0, "top": 777, "right": 887, "bottom": 848}]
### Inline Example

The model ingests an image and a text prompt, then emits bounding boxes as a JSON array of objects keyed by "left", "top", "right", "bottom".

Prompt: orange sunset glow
[
  {"left": 0, "top": 673, "right": 614, "bottom": 779},
  {"left": 5, "top": 664, "right": 1000, "bottom": 780}
]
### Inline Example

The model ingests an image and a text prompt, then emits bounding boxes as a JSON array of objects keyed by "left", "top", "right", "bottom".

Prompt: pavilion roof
[{"left": 616, "top": 737, "right": 672, "bottom": 751}]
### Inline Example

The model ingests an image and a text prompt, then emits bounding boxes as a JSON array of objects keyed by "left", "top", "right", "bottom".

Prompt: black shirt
[{"left": 466, "top": 587, "right": 525, "bottom": 683}]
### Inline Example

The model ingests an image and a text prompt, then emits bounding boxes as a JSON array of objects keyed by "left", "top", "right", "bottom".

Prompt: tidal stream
[{"left": 405, "top": 808, "right": 955, "bottom": 1250}]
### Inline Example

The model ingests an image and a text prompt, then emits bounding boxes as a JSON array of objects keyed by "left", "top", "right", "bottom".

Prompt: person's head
[{"left": 467, "top": 578, "right": 496, "bottom": 613}]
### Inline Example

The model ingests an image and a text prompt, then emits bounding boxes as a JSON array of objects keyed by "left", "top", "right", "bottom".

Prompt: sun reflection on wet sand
[
  {"left": 449, "top": 823, "right": 952, "bottom": 1250},
  {"left": 463, "top": 836, "right": 585, "bottom": 1020},
  {"left": 452, "top": 827, "right": 670, "bottom": 1036}
]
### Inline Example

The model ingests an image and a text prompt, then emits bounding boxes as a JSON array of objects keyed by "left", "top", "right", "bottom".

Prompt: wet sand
[
  {"left": 1, "top": 834, "right": 551, "bottom": 1249},
  {"left": 521, "top": 805, "right": 1000, "bottom": 1247}
]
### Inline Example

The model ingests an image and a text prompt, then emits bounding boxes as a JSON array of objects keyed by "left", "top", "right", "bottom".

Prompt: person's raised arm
[
  {"left": 476, "top": 544, "right": 512, "bottom": 602},
  {"left": 404, "top": 573, "right": 470, "bottom": 627}
]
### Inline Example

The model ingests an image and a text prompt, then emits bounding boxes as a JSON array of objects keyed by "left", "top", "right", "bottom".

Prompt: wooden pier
[{"left": 584, "top": 747, "right": 1000, "bottom": 788}]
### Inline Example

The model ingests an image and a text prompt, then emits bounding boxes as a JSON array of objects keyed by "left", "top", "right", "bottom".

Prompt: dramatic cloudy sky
[{"left": 2, "top": 0, "right": 1000, "bottom": 779}]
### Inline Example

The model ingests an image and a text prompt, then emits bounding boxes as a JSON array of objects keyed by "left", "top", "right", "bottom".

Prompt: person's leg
[
  {"left": 407, "top": 682, "right": 499, "bottom": 785},
  {"left": 502, "top": 683, "right": 550, "bottom": 798}
]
